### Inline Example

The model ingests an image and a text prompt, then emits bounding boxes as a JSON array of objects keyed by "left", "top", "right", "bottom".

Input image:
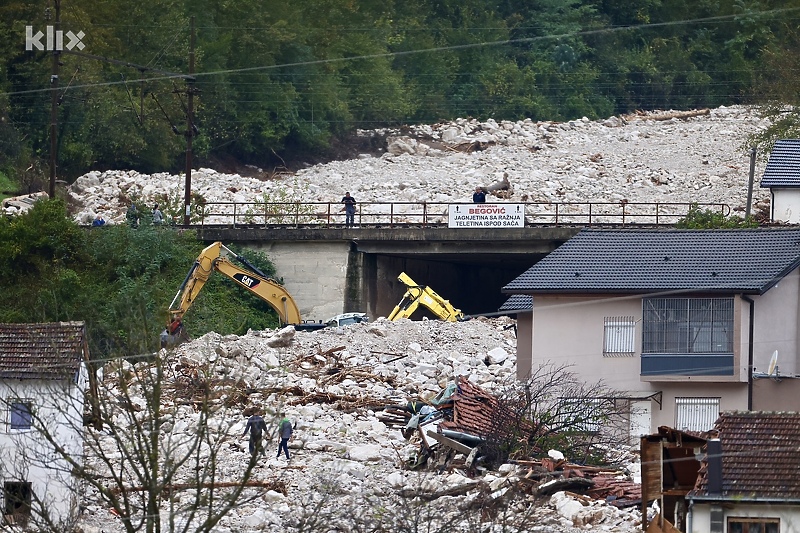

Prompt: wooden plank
[{"left": 425, "top": 430, "right": 474, "bottom": 455}]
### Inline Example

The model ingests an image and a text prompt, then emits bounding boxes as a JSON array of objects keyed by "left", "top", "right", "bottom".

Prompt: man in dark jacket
[
  {"left": 473, "top": 187, "right": 486, "bottom": 203},
  {"left": 341, "top": 192, "right": 357, "bottom": 227},
  {"left": 242, "top": 411, "right": 268, "bottom": 456},
  {"left": 276, "top": 412, "right": 293, "bottom": 460}
]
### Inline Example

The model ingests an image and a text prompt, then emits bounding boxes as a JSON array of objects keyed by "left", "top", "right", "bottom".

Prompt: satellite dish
[{"left": 768, "top": 350, "right": 779, "bottom": 376}]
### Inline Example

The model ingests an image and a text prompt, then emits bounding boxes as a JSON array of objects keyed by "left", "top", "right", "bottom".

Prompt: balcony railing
[{"left": 191, "top": 201, "right": 728, "bottom": 228}]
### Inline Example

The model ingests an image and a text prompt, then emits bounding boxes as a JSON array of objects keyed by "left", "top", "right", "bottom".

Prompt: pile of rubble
[
  {"left": 62, "top": 105, "right": 772, "bottom": 224},
  {"left": 77, "top": 318, "right": 648, "bottom": 533}
]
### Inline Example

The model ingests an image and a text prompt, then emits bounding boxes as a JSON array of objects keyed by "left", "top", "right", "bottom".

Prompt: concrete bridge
[
  {"left": 189, "top": 199, "right": 726, "bottom": 322},
  {"left": 195, "top": 224, "right": 581, "bottom": 322}
]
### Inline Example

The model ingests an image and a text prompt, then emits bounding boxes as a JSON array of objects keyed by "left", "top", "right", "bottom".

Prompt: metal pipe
[{"left": 741, "top": 294, "right": 755, "bottom": 410}]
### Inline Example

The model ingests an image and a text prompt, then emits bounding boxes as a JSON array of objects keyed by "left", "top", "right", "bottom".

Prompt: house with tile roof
[
  {"left": 0, "top": 322, "right": 91, "bottom": 529},
  {"left": 760, "top": 139, "right": 800, "bottom": 223},
  {"left": 502, "top": 228, "right": 800, "bottom": 440},
  {"left": 687, "top": 411, "right": 800, "bottom": 533}
]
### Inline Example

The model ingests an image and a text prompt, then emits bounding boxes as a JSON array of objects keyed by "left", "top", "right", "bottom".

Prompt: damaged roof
[
  {"left": 691, "top": 411, "right": 800, "bottom": 502},
  {"left": 503, "top": 228, "right": 800, "bottom": 295},
  {"left": 0, "top": 322, "right": 88, "bottom": 380},
  {"left": 438, "top": 375, "right": 529, "bottom": 439}
]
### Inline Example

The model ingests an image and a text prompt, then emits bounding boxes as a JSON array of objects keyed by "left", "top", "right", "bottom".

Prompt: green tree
[{"left": 0, "top": 200, "right": 283, "bottom": 358}]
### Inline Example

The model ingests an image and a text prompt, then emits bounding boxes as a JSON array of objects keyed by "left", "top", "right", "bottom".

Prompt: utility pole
[
  {"left": 746, "top": 147, "right": 756, "bottom": 220},
  {"left": 183, "top": 16, "right": 196, "bottom": 226},
  {"left": 48, "top": 0, "right": 61, "bottom": 199}
]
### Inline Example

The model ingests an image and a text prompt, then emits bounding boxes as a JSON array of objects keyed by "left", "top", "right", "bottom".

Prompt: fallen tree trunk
[
  {"left": 629, "top": 109, "right": 710, "bottom": 121},
  {"left": 111, "top": 479, "right": 288, "bottom": 496},
  {"left": 397, "top": 481, "right": 484, "bottom": 501}
]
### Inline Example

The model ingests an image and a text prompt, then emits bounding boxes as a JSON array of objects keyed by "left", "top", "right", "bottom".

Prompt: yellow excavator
[
  {"left": 388, "top": 272, "right": 465, "bottom": 322},
  {"left": 163, "top": 241, "right": 304, "bottom": 346}
]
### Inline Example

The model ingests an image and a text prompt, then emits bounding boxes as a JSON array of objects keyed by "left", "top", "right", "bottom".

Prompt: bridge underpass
[
  {"left": 196, "top": 226, "right": 579, "bottom": 322},
  {"left": 356, "top": 244, "right": 549, "bottom": 320}
]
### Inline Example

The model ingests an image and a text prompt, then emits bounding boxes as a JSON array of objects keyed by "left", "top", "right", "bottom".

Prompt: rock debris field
[
  {"left": 67, "top": 106, "right": 772, "bottom": 532},
  {"left": 80, "top": 318, "right": 646, "bottom": 533},
  {"left": 63, "top": 105, "right": 772, "bottom": 225}
]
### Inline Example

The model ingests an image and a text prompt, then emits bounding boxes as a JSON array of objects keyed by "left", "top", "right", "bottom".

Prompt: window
[
  {"left": 10, "top": 401, "right": 32, "bottom": 430},
  {"left": 728, "top": 517, "right": 779, "bottom": 533},
  {"left": 675, "top": 397, "right": 719, "bottom": 432},
  {"left": 558, "top": 398, "right": 608, "bottom": 433},
  {"left": 642, "top": 297, "right": 733, "bottom": 354},
  {"left": 604, "top": 316, "right": 635, "bottom": 356},
  {"left": 4, "top": 481, "right": 32, "bottom": 524}
]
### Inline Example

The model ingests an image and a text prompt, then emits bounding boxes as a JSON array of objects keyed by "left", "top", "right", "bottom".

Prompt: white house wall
[
  {"left": 690, "top": 501, "right": 800, "bottom": 533},
  {"left": 0, "top": 372, "right": 86, "bottom": 529},
  {"left": 770, "top": 189, "right": 800, "bottom": 224}
]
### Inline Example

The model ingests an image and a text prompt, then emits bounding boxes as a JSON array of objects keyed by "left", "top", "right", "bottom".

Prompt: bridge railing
[{"left": 194, "top": 201, "right": 729, "bottom": 227}]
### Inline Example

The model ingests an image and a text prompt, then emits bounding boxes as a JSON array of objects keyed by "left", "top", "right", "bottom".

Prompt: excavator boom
[
  {"left": 164, "top": 242, "right": 301, "bottom": 345},
  {"left": 388, "top": 272, "right": 464, "bottom": 322}
]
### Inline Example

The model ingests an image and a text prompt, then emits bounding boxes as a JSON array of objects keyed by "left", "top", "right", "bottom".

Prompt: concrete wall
[{"left": 250, "top": 241, "right": 352, "bottom": 322}]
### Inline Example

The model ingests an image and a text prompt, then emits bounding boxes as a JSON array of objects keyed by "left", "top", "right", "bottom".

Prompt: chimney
[{"left": 707, "top": 439, "right": 723, "bottom": 495}]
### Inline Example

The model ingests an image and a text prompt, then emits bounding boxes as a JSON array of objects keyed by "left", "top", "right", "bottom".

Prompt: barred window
[
  {"left": 642, "top": 297, "right": 733, "bottom": 354},
  {"left": 604, "top": 316, "right": 635, "bottom": 356},
  {"left": 675, "top": 397, "right": 719, "bottom": 432},
  {"left": 558, "top": 398, "right": 608, "bottom": 433}
]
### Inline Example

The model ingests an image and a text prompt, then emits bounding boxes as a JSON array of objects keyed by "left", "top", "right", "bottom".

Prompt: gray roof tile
[
  {"left": 0, "top": 322, "right": 87, "bottom": 379},
  {"left": 503, "top": 228, "right": 800, "bottom": 295},
  {"left": 760, "top": 139, "right": 800, "bottom": 188},
  {"left": 498, "top": 295, "right": 532, "bottom": 312}
]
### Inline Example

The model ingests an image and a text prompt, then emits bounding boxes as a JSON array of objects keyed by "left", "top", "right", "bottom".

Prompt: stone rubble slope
[
  {"left": 66, "top": 105, "right": 771, "bottom": 224},
  {"left": 78, "top": 318, "right": 645, "bottom": 533}
]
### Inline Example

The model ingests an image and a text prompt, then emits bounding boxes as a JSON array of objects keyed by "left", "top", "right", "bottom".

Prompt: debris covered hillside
[
  {"left": 59, "top": 105, "right": 771, "bottom": 224},
  {"left": 78, "top": 318, "right": 646, "bottom": 533}
]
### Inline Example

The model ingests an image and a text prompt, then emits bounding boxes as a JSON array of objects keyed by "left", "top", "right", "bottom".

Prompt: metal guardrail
[{"left": 194, "top": 201, "right": 729, "bottom": 228}]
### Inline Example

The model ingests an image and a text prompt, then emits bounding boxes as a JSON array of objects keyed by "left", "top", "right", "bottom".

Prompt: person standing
[
  {"left": 341, "top": 192, "right": 357, "bottom": 227},
  {"left": 126, "top": 203, "right": 140, "bottom": 227},
  {"left": 153, "top": 204, "right": 164, "bottom": 225},
  {"left": 242, "top": 411, "right": 268, "bottom": 456},
  {"left": 276, "top": 412, "right": 293, "bottom": 460},
  {"left": 473, "top": 187, "right": 486, "bottom": 203}
]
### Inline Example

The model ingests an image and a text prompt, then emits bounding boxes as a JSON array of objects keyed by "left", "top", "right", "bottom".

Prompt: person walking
[
  {"left": 473, "top": 187, "right": 486, "bottom": 203},
  {"left": 242, "top": 411, "right": 268, "bottom": 456},
  {"left": 276, "top": 412, "right": 293, "bottom": 460},
  {"left": 152, "top": 204, "right": 164, "bottom": 225},
  {"left": 341, "top": 192, "right": 357, "bottom": 227}
]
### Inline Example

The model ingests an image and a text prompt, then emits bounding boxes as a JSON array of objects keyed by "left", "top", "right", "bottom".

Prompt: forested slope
[{"left": 1, "top": 0, "right": 799, "bottom": 186}]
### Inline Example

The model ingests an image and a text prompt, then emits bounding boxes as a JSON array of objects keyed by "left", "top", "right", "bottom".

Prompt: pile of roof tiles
[{"left": 382, "top": 374, "right": 642, "bottom": 508}]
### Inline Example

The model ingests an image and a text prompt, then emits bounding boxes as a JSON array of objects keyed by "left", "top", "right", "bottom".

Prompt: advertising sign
[{"left": 448, "top": 204, "right": 525, "bottom": 228}]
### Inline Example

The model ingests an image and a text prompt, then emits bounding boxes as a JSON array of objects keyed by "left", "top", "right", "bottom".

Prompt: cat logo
[{"left": 233, "top": 273, "right": 260, "bottom": 288}]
